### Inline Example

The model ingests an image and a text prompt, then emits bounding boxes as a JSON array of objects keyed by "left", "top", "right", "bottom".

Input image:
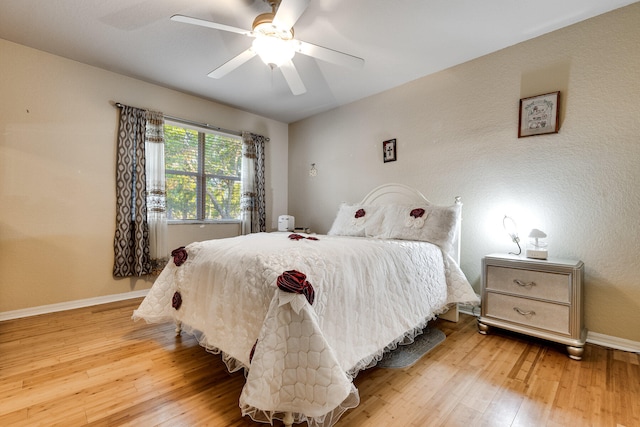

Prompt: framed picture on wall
[
  {"left": 383, "top": 139, "right": 397, "bottom": 162},
  {"left": 518, "top": 91, "right": 560, "bottom": 138}
]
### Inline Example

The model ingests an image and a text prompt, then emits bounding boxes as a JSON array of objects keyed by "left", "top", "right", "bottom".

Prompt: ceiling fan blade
[
  {"left": 279, "top": 60, "right": 307, "bottom": 95},
  {"left": 296, "top": 40, "right": 364, "bottom": 69},
  {"left": 171, "top": 14, "right": 251, "bottom": 36},
  {"left": 208, "top": 48, "right": 257, "bottom": 79},
  {"left": 272, "top": 0, "right": 311, "bottom": 32}
]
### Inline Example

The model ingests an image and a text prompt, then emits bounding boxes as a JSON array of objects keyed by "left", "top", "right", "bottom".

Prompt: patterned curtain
[
  {"left": 241, "top": 131, "right": 267, "bottom": 234},
  {"left": 113, "top": 106, "right": 151, "bottom": 276},
  {"left": 145, "top": 111, "right": 168, "bottom": 274}
]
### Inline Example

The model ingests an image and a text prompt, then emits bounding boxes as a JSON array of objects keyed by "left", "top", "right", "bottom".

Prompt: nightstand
[{"left": 478, "top": 253, "right": 586, "bottom": 360}]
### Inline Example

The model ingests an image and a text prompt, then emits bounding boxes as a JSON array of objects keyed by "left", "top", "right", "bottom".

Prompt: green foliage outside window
[{"left": 164, "top": 123, "right": 242, "bottom": 221}]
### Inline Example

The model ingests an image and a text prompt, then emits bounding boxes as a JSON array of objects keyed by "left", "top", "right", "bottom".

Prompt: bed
[{"left": 133, "top": 183, "right": 479, "bottom": 427}]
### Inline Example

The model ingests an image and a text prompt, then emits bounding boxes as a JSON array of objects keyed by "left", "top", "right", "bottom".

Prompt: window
[{"left": 164, "top": 121, "right": 243, "bottom": 221}]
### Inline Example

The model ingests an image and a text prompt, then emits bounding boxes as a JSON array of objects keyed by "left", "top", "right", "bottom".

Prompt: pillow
[
  {"left": 327, "top": 204, "right": 384, "bottom": 237},
  {"left": 359, "top": 204, "right": 396, "bottom": 238},
  {"left": 375, "top": 203, "right": 461, "bottom": 258}
]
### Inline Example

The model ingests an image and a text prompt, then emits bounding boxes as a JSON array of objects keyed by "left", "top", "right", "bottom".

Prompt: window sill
[{"left": 168, "top": 220, "right": 241, "bottom": 225}]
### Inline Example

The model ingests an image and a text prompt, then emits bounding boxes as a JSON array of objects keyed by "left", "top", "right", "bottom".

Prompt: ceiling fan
[{"left": 171, "top": 0, "right": 364, "bottom": 95}]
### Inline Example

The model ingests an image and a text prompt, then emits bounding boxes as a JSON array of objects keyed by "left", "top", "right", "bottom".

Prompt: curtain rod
[{"left": 114, "top": 102, "right": 242, "bottom": 137}]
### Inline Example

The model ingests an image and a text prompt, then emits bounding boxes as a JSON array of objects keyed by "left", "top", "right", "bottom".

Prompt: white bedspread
[{"left": 133, "top": 232, "right": 478, "bottom": 426}]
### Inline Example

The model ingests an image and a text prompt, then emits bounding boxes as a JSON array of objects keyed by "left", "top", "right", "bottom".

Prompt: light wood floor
[{"left": 1, "top": 298, "right": 638, "bottom": 426}]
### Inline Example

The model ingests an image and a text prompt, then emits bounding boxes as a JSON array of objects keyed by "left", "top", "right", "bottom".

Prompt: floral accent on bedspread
[
  {"left": 277, "top": 270, "right": 315, "bottom": 305},
  {"left": 169, "top": 247, "right": 188, "bottom": 310},
  {"left": 171, "top": 246, "right": 188, "bottom": 266},
  {"left": 289, "top": 233, "right": 319, "bottom": 241},
  {"left": 171, "top": 291, "right": 182, "bottom": 310}
]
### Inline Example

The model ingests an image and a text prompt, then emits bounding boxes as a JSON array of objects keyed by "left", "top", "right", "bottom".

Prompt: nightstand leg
[
  {"left": 477, "top": 319, "right": 490, "bottom": 335},
  {"left": 567, "top": 345, "right": 584, "bottom": 361}
]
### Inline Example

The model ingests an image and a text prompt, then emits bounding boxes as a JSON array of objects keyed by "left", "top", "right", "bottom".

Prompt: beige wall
[
  {"left": 289, "top": 5, "right": 640, "bottom": 342},
  {"left": 0, "top": 39, "right": 288, "bottom": 312}
]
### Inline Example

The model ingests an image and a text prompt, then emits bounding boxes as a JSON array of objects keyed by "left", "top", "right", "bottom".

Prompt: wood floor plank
[{"left": 1, "top": 298, "right": 639, "bottom": 426}]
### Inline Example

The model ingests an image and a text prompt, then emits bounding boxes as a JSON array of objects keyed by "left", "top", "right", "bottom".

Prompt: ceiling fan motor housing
[{"left": 252, "top": 12, "right": 294, "bottom": 40}]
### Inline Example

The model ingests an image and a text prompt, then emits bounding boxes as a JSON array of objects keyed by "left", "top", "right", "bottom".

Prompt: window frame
[{"left": 164, "top": 120, "right": 243, "bottom": 224}]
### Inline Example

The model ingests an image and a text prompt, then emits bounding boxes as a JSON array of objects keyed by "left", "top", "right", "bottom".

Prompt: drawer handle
[
  {"left": 513, "top": 307, "right": 536, "bottom": 316},
  {"left": 513, "top": 279, "right": 536, "bottom": 289}
]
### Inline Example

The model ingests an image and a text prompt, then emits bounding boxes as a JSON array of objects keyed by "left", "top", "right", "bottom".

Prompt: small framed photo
[
  {"left": 383, "top": 138, "right": 397, "bottom": 162},
  {"left": 518, "top": 91, "right": 560, "bottom": 138}
]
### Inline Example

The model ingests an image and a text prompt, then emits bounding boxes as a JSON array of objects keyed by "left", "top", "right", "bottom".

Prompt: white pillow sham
[
  {"left": 327, "top": 204, "right": 384, "bottom": 237},
  {"left": 370, "top": 203, "right": 461, "bottom": 258}
]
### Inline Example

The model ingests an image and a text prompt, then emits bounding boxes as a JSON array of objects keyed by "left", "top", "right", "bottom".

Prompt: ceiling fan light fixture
[
  {"left": 171, "top": 0, "right": 360, "bottom": 96},
  {"left": 252, "top": 35, "right": 295, "bottom": 68}
]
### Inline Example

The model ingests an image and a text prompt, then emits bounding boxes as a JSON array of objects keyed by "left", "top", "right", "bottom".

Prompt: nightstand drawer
[
  {"left": 486, "top": 265, "right": 570, "bottom": 303},
  {"left": 485, "top": 292, "right": 570, "bottom": 335}
]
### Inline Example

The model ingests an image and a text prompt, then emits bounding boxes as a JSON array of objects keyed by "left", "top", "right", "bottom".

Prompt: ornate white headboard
[
  {"left": 359, "top": 183, "right": 462, "bottom": 265},
  {"left": 360, "top": 183, "right": 429, "bottom": 206}
]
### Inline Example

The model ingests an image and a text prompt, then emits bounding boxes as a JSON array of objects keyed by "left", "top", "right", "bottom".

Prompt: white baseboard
[
  {"left": 458, "top": 304, "right": 640, "bottom": 354},
  {"left": 586, "top": 332, "right": 640, "bottom": 354},
  {"left": 0, "top": 289, "right": 149, "bottom": 322}
]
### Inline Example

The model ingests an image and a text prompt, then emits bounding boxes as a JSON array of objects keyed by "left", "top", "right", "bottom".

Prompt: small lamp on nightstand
[{"left": 526, "top": 229, "right": 548, "bottom": 259}]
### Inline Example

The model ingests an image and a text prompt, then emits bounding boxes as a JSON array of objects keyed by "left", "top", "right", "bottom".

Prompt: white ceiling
[{"left": 0, "top": 0, "right": 636, "bottom": 123}]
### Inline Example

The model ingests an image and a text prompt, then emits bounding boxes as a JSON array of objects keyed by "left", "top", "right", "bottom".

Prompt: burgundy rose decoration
[
  {"left": 172, "top": 291, "right": 182, "bottom": 310},
  {"left": 277, "top": 270, "right": 315, "bottom": 305},
  {"left": 289, "top": 233, "right": 319, "bottom": 241},
  {"left": 410, "top": 208, "right": 426, "bottom": 218},
  {"left": 171, "top": 246, "right": 188, "bottom": 266},
  {"left": 354, "top": 208, "right": 366, "bottom": 219}
]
